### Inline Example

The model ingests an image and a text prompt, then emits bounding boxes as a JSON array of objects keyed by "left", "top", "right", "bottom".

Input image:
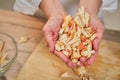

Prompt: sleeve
[
  {"left": 101, "top": 0, "right": 118, "bottom": 12},
  {"left": 13, "top": 0, "right": 42, "bottom": 15}
]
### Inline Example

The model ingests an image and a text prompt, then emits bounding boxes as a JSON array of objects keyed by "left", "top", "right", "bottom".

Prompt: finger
[
  {"left": 67, "top": 61, "right": 77, "bottom": 67},
  {"left": 43, "top": 26, "right": 55, "bottom": 53},
  {"left": 80, "top": 56, "right": 87, "bottom": 63},
  {"left": 92, "top": 38, "right": 99, "bottom": 51},
  {"left": 96, "top": 25, "right": 104, "bottom": 43},
  {"left": 54, "top": 50, "right": 69, "bottom": 63},
  {"left": 93, "top": 25, "right": 104, "bottom": 52},
  {"left": 53, "top": 32, "right": 59, "bottom": 41},
  {"left": 87, "top": 53, "right": 97, "bottom": 65}
]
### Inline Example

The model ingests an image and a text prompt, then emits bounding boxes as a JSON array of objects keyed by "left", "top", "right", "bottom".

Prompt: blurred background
[{"left": 0, "top": 0, "right": 120, "bottom": 43}]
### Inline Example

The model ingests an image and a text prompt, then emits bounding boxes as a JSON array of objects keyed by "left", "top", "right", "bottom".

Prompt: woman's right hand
[{"left": 42, "top": 16, "right": 69, "bottom": 65}]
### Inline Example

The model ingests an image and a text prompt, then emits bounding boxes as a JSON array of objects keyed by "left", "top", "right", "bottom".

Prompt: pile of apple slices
[{"left": 55, "top": 7, "right": 97, "bottom": 65}]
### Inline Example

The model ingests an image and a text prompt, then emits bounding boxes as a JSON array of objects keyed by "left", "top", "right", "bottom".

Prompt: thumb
[{"left": 43, "top": 25, "right": 55, "bottom": 53}]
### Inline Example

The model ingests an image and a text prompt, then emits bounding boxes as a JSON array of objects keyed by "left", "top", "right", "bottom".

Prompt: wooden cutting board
[{"left": 16, "top": 36, "right": 120, "bottom": 80}]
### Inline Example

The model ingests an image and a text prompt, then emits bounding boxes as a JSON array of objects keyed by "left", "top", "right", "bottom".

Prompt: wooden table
[{"left": 0, "top": 9, "right": 46, "bottom": 80}]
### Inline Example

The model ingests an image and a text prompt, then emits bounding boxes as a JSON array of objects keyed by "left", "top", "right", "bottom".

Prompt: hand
[
  {"left": 86, "top": 15, "right": 104, "bottom": 66},
  {"left": 43, "top": 16, "right": 63, "bottom": 52}
]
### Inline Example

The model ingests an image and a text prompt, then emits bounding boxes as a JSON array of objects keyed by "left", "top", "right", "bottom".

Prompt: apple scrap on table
[
  {"left": 55, "top": 7, "right": 97, "bottom": 65},
  {"left": 61, "top": 66, "right": 93, "bottom": 80}
]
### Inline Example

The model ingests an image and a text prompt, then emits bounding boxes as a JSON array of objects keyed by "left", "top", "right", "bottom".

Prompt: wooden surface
[
  {"left": 0, "top": 9, "right": 45, "bottom": 80},
  {"left": 17, "top": 36, "right": 120, "bottom": 80}
]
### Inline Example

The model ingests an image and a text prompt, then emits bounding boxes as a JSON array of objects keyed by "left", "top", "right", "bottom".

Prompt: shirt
[{"left": 13, "top": 0, "right": 118, "bottom": 18}]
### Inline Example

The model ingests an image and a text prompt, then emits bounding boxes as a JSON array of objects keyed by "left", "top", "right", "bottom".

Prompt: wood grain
[
  {"left": 16, "top": 36, "right": 120, "bottom": 80},
  {"left": 0, "top": 9, "right": 45, "bottom": 57},
  {"left": 0, "top": 9, "right": 46, "bottom": 80}
]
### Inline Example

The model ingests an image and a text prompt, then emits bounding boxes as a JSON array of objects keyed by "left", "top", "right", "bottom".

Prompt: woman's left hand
[{"left": 86, "top": 15, "right": 104, "bottom": 66}]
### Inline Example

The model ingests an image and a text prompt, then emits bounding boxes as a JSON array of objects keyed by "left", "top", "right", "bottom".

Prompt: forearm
[
  {"left": 40, "top": 0, "right": 66, "bottom": 18},
  {"left": 79, "top": 0, "right": 102, "bottom": 16}
]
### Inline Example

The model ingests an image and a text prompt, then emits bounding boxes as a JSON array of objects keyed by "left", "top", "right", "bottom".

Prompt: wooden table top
[{"left": 0, "top": 9, "right": 46, "bottom": 80}]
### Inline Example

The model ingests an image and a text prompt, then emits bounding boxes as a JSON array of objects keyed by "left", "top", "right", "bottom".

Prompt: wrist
[
  {"left": 79, "top": 6, "right": 98, "bottom": 17},
  {"left": 49, "top": 15, "right": 65, "bottom": 22},
  {"left": 49, "top": 12, "right": 66, "bottom": 19},
  {"left": 40, "top": 0, "right": 66, "bottom": 18},
  {"left": 79, "top": 0, "right": 102, "bottom": 16}
]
